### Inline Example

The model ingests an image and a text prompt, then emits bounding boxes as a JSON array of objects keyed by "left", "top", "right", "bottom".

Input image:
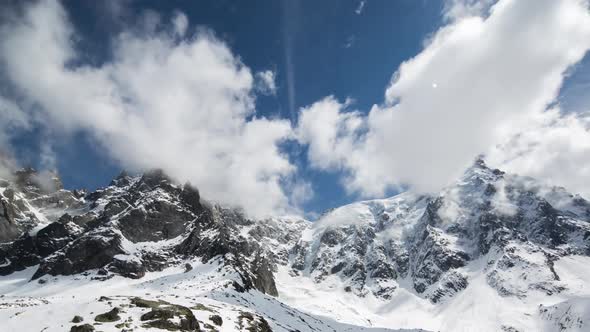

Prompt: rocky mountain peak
[
  {"left": 0, "top": 162, "right": 588, "bottom": 331},
  {"left": 13, "top": 167, "right": 63, "bottom": 196},
  {"left": 1, "top": 168, "right": 280, "bottom": 300},
  {"left": 283, "top": 161, "right": 590, "bottom": 305},
  {"left": 109, "top": 170, "right": 132, "bottom": 187},
  {"left": 0, "top": 167, "right": 79, "bottom": 243}
]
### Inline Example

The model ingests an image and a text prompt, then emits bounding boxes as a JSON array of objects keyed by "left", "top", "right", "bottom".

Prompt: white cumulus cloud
[
  {"left": 297, "top": 0, "right": 590, "bottom": 197},
  {"left": 0, "top": 0, "right": 301, "bottom": 217}
]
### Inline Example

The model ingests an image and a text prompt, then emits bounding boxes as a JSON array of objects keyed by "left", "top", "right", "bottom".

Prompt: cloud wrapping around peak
[
  {"left": 0, "top": 0, "right": 299, "bottom": 217},
  {"left": 488, "top": 108, "right": 590, "bottom": 199},
  {"left": 298, "top": 0, "right": 590, "bottom": 197}
]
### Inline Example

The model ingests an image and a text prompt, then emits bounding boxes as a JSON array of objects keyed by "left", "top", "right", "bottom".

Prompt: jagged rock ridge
[
  {"left": 0, "top": 160, "right": 589, "bottom": 331},
  {"left": 0, "top": 169, "right": 282, "bottom": 297},
  {"left": 283, "top": 159, "right": 589, "bottom": 304}
]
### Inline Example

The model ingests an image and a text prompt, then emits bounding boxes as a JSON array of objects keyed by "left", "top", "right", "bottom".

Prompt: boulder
[
  {"left": 94, "top": 307, "right": 121, "bottom": 322},
  {"left": 209, "top": 314, "right": 223, "bottom": 326},
  {"left": 70, "top": 324, "right": 94, "bottom": 332}
]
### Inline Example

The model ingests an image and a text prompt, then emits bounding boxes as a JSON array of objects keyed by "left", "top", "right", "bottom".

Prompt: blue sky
[
  {"left": 2, "top": 0, "right": 589, "bottom": 218},
  {"left": 6, "top": 0, "right": 445, "bottom": 214}
]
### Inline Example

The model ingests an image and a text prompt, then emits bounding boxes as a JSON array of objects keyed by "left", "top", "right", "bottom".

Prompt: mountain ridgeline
[
  {"left": 0, "top": 159, "right": 589, "bottom": 332},
  {"left": 0, "top": 169, "right": 279, "bottom": 296}
]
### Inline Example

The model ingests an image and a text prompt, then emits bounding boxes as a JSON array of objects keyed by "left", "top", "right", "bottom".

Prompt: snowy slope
[
  {"left": 0, "top": 169, "right": 422, "bottom": 331},
  {"left": 0, "top": 260, "right": 423, "bottom": 332}
]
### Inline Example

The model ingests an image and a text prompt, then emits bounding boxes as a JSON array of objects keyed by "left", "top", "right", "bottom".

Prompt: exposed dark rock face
[
  {"left": 35, "top": 221, "right": 81, "bottom": 257},
  {"left": 117, "top": 200, "right": 193, "bottom": 243},
  {"left": 0, "top": 235, "right": 41, "bottom": 274},
  {"left": 32, "top": 229, "right": 125, "bottom": 279},
  {"left": 0, "top": 220, "right": 80, "bottom": 275},
  {"left": 176, "top": 207, "right": 279, "bottom": 296},
  {"left": 248, "top": 252, "right": 279, "bottom": 296},
  {"left": 180, "top": 183, "right": 201, "bottom": 213},
  {"left": 409, "top": 225, "right": 470, "bottom": 294},
  {"left": 0, "top": 196, "right": 20, "bottom": 242},
  {"left": 0, "top": 167, "right": 283, "bottom": 296}
]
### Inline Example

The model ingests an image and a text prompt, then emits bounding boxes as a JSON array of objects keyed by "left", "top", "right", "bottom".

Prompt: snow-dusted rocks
[
  {"left": 267, "top": 160, "right": 590, "bottom": 331},
  {"left": 285, "top": 159, "right": 589, "bottom": 307},
  {"left": 0, "top": 168, "right": 84, "bottom": 242},
  {"left": 1, "top": 168, "right": 280, "bottom": 298},
  {"left": 0, "top": 160, "right": 589, "bottom": 331}
]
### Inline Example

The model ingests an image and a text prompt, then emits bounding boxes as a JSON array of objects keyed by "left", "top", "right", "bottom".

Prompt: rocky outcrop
[
  {"left": 70, "top": 324, "right": 95, "bottom": 332},
  {"left": 0, "top": 220, "right": 80, "bottom": 275},
  {"left": 32, "top": 228, "right": 125, "bottom": 279},
  {"left": 177, "top": 207, "right": 279, "bottom": 296},
  {"left": 0, "top": 167, "right": 283, "bottom": 297},
  {"left": 0, "top": 186, "right": 38, "bottom": 243},
  {"left": 0, "top": 168, "right": 84, "bottom": 243}
]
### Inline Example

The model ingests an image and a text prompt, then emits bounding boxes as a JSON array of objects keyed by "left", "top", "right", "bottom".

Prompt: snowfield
[
  {"left": 0, "top": 259, "right": 424, "bottom": 332},
  {"left": 275, "top": 243, "right": 590, "bottom": 332},
  {"left": 1, "top": 255, "right": 589, "bottom": 331}
]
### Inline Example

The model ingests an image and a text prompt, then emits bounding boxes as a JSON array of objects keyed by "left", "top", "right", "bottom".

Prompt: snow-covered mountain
[
  {"left": 0, "top": 159, "right": 589, "bottom": 331},
  {"left": 272, "top": 159, "right": 590, "bottom": 331}
]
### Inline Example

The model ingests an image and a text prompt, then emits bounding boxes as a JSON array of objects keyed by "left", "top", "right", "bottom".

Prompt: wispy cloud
[
  {"left": 344, "top": 35, "right": 355, "bottom": 49},
  {"left": 281, "top": 0, "right": 298, "bottom": 125},
  {"left": 0, "top": 0, "right": 305, "bottom": 217},
  {"left": 355, "top": 1, "right": 366, "bottom": 15},
  {"left": 488, "top": 108, "right": 590, "bottom": 199},
  {"left": 297, "top": 0, "right": 590, "bottom": 197}
]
